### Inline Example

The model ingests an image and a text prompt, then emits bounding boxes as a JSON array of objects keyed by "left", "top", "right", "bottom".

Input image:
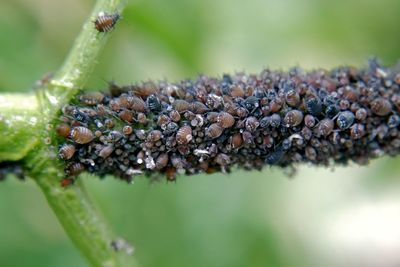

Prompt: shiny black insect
[{"left": 94, "top": 12, "right": 120, "bottom": 33}]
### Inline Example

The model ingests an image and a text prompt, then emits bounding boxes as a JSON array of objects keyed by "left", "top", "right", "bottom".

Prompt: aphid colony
[{"left": 57, "top": 60, "right": 400, "bottom": 183}]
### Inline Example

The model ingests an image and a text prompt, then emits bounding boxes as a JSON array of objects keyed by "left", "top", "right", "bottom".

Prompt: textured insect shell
[
  {"left": 176, "top": 126, "right": 193, "bottom": 144},
  {"left": 284, "top": 110, "right": 303, "bottom": 127},
  {"left": 79, "top": 92, "right": 104, "bottom": 105},
  {"left": 122, "top": 125, "right": 133, "bottom": 135},
  {"left": 56, "top": 124, "right": 71, "bottom": 138},
  {"left": 315, "top": 119, "right": 334, "bottom": 137},
  {"left": 190, "top": 101, "right": 209, "bottom": 114},
  {"left": 119, "top": 109, "right": 134, "bottom": 122},
  {"left": 99, "top": 145, "right": 114, "bottom": 159},
  {"left": 355, "top": 108, "right": 368, "bottom": 121},
  {"left": 350, "top": 123, "right": 365, "bottom": 139},
  {"left": 245, "top": 117, "right": 259, "bottom": 132},
  {"left": 336, "top": 111, "right": 355, "bottom": 130},
  {"left": 173, "top": 99, "right": 190, "bottom": 113},
  {"left": 147, "top": 130, "right": 163, "bottom": 142},
  {"left": 155, "top": 153, "right": 169, "bottom": 170},
  {"left": 206, "top": 123, "right": 223, "bottom": 139},
  {"left": 217, "top": 112, "right": 235, "bottom": 128},
  {"left": 94, "top": 12, "right": 120, "bottom": 32},
  {"left": 71, "top": 126, "right": 94, "bottom": 144},
  {"left": 59, "top": 144, "right": 76, "bottom": 160},
  {"left": 370, "top": 98, "right": 392, "bottom": 116},
  {"left": 65, "top": 162, "right": 85, "bottom": 176},
  {"left": 285, "top": 90, "right": 300, "bottom": 107},
  {"left": 231, "top": 133, "right": 243, "bottom": 149}
]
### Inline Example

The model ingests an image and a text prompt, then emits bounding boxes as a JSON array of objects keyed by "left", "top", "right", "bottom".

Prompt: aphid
[
  {"left": 259, "top": 116, "right": 271, "bottom": 128},
  {"left": 205, "top": 123, "right": 223, "bottom": 139},
  {"left": 176, "top": 126, "right": 193, "bottom": 144},
  {"left": 59, "top": 144, "right": 76, "bottom": 160},
  {"left": 119, "top": 109, "right": 133, "bottom": 122},
  {"left": 236, "top": 107, "right": 248, "bottom": 118},
  {"left": 242, "top": 131, "right": 254, "bottom": 145},
  {"left": 269, "top": 114, "right": 281, "bottom": 128},
  {"left": 56, "top": 124, "right": 71, "bottom": 138},
  {"left": 355, "top": 108, "right": 367, "bottom": 121},
  {"left": 99, "top": 145, "right": 113, "bottom": 159},
  {"left": 217, "top": 112, "right": 235, "bottom": 128},
  {"left": 284, "top": 110, "right": 303, "bottom": 127},
  {"left": 173, "top": 100, "right": 190, "bottom": 113},
  {"left": 336, "top": 111, "right": 355, "bottom": 130},
  {"left": 265, "top": 147, "right": 285, "bottom": 165},
  {"left": 245, "top": 117, "right": 259, "bottom": 132},
  {"left": 70, "top": 126, "right": 94, "bottom": 144},
  {"left": 61, "top": 178, "right": 74, "bottom": 188},
  {"left": 370, "top": 98, "right": 392, "bottom": 116},
  {"left": 325, "top": 105, "right": 340, "bottom": 118},
  {"left": 169, "top": 110, "right": 181, "bottom": 122},
  {"left": 122, "top": 125, "right": 133, "bottom": 135},
  {"left": 94, "top": 12, "right": 120, "bottom": 33},
  {"left": 147, "top": 130, "right": 162, "bottom": 142},
  {"left": 135, "top": 129, "right": 146, "bottom": 140},
  {"left": 230, "top": 133, "right": 243, "bottom": 149},
  {"left": 285, "top": 89, "right": 300, "bottom": 107},
  {"left": 305, "top": 146, "right": 317, "bottom": 161},
  {"left": 129, "top": 96, "right": 147, "bottom": 113},
  {"left": 214, "top": 153, "right": 230, "bottom": 166},
  {"left": 79, "top": 92, "right": 104, "bottom": 105},
  {"left": 304, "top": 115, "right": 316, "bottom": 128},
  {"left": 314, "top": 119, "right": 334, "bottom": 137},
  {"left": 146, "top": 94, "right": 161, "bottom": 112},
  {"left": 269, "top": 99, "right": 282, "bottom": 113},
  {"left": 388, "top": 114, "right": 400, "bottom": 128},
  {"left": 244, "top": 96, "right": 259, "bottom": 111},
  {"left": 230, "top": 85, "right": 244, "bottom": 97},
  {"left": 65, "top": 162, "right": 85, "bottom": 176},
  {"left": 157, "top": 114, "right": 171, "bottom": 127},
  {"left": 350, "top": 123, "right": 365, "bottom": 139},
  {"left": 137, "top": 113, "right": 147, "bottom": 124},
  {"left": 305, "top": 97, "right": 322, "bottom": 116},
  {"left": 190, "top": 101, "right": 209, "bottom": 114},
  {"left": 165, "top": 167, "right": 177, "bottom": 182},
  {"left": 164, "top": 122, "right": 179, "bottom": 135}
]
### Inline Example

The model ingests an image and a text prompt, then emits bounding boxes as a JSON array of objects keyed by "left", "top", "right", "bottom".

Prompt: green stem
[{"left": 0, "top": 0, "right": 136, "bottom": 266}]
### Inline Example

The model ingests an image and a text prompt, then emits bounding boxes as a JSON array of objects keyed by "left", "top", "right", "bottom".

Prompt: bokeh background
[{"left": 1, "top": 0, "right": 400, "bottom": 266}]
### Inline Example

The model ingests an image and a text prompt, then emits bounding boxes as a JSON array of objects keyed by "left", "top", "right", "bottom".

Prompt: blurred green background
[{"left": 1, "top": 0, "right": 400, "bottom": 266}]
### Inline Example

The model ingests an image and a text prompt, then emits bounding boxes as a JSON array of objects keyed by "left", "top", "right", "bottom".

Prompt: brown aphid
[
  {"left": 284, "top": 110, "right": 303, "bottom": 127},
  {"left": 119, "top": 109, "right": 133, "bottom": 122},
  {"left": 71, "top": 126, "right": 94, "bottom": 144},
  {"left": 122, "top": 125, "right": 133, "bottom": 135},
  {"left": 285, "top": 90, "right": 300, "bottom": 107},
  {"left": 165, "top": 167, "right": 177, "bottom": 182},
  {"left": 173, "top": 100, "right": 190, "bottom": 113},
  {"left": 56, "top": 124, "right": 71, "bottom": 138},
  {"left": 304, "top": 114, "right": 316, "bottom": 128},
  {"left": 355, "top": 108, "right": 367, "bottom": 121},
  {"left": 314, "top": 119, "right": 334, "bottom": 137},
  {"left": 269, "top": 99, "right": 283, "bottom": 113},
  {"left": 245, "top": 117, "right": 259, "bottom": 132},
  {"left": 137, "top": 113, "right": 147, "bottom": 124},
  {"left": 59, "top": 144, "right": 76, "bottom": 160},
  {"left": 104, "top": 119, "right": 114, "bottom": 129},
  {"left": 190, "top": 101, "right": 209, "bottom": 114},
  {"left": 236, "top": 107, "right": 248, "bottom": 118},
  {"left": 61, "top": 178, "right": 74, "bottom": 188},
  {"left": 79, "top": 92, "right": 104, "bottom": 105},
  {"left": 129, "top": 96, "right": 147, "bottom": 113},
  {"left": 176, "top": 125, "right": 193, "bottom": 145},
  {"left": 207, "top": 112, "right": 219, "bottom": 123},
  {"left": 155, "top": 153, "right": 169, "bottom": 170},
  {"left": 230, "top": 85, "right": 244, "bottom": 97},
  {"left": 169, "top": 110, "right": 181, "bottom": 122},
  {"left": 231, "top": 133, "right": 243, "bottom": 149},
  {"left": 215, "top": 153, "right": 231, "bottom": 166},
  {"left": 217, "top": 112, "right": 235, "bottom": 128},
  {"left": 205, "top": 123, "right": 223, "bottom": 139},
  {"left": 65, "top": 162, "right": 85, "bottom": 176},
  {"left": 342, "top": 87, "right": 359, "bottom": 102},
  {"left": 350, "top": 123, "right": 365, "bottom": 139},
  {"left": 242, "top": 131, "right": 254, "bottom": 145},
  {"left": 99, "top": 145, "right": 114, "bottom": 159},
  {"left": 94, "top": 12, "right": 120, "bottom": 33},
  {"left": 133, "top": 81, "right": 160, "bottom": 97},
  {"left": 370, "top": 98, "right": 392, "bottom": 116},
  {"left": 157, "top": 114, "right": 171, "bottom": 127},
  {"left": 147, "top": 130, "right": 162, "bottom": 142}
]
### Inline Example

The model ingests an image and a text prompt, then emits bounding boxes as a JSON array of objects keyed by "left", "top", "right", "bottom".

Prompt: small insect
[
  {"left": 284, "top": 110, "right": 303, "bottom": 127},
  {"left": 305, "top": 97, "right": 322, "bottom": 116},
  {"left": 70, "top": 126, "right": 94, "bottom": 144},
  {"left": 65, "top": 162, "right": 85, "bottom": 176},
  {"left": 56, "top": 124, "right": 71, "bottom": 138},
  {"left": 59, "top": 144, "right": 76, "bottom": 160},
  {"left": 173, "top": 100, "right": 190, "bottom": 113},
  {"left": 61, "top": 178, "right": 74, "bottom": 188},
  {"left": 217, "top": 112, "right": 235, "bottom": 128},
  {"left": 169, "top": 110, "right": 181, "bottom": 122},
  {"left": 336, "top": 111, "right": 355, "bottom": 130},
  {"left": 231, "top": 133, "right": 243, "bottom": 149},
  {"left": 314, "top": 119, "right": 334, "bottom": 137},
  {"left": 122, "top": 125, "right": 133, "bottom": 135},
  {"left": 205, "top": 123, "right": 223, "bottom": 139},
  {"left": 269, "top": 114, "right": 281, "bottom": 128},
  {"left": 119, "top": 109, "right": 133, "bottom": 122},
  {"left": 147, "top": 130, "right": 162, "bottom": 142},
  {"left": 94, "top": 12, "right": 120, "bottom": 33},
  {"left": 388, "top": 114, "right": 400, "bottom": 128},
  {"left": 370, "top": 98, "right": 392, "bottom": 116},
  {"left": 79, "top": 92, "right": 104, "bottom": 105},
  {"left": 99, "top": 145, "right": 114, "bottom": 159},
  {"left": 245, "top": 117, "right": 259, "bottom": 132},
  {"left": 190, "top": 101, "right": 209, "bottom": 114},
  {"left": 146, "top": 94, "right": 161, "bottom": 112},
  {"left": 350, "top": 123, "right": 365, "bottom": 139},
  {"left": 285, "top": 89, "right": 300, "bottom": 107},
  {"left": 176, "top": 126, "right": 193, "bottom": 145},
  {"left": 304, "top": 115, "right": 316, "bottom": 128},
  {"left": 355, "top": 108, "right": 367, "bottom": 121}
]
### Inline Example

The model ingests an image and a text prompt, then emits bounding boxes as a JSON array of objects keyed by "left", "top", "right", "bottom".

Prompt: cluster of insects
[{"left": 56, "top": 59, "right": 400, "bottom": 184}]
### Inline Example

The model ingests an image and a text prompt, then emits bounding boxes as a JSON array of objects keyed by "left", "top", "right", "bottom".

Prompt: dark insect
[
  {"left": 314, "top": 119, "right": 334, "bottom": 137},
  {"left": 370, "top": 98, "right": 392, "bottom": 116},
  {"left": 146, "top": 94, "right": 161, "bottom": 112},
  {"left": 94, "top": 12, "right": 120, "bottom": 33},
  {"left": 265, "top": 147, "right": 285, "bottom": 165},
  {"left": 284, "top": 110, "right": 303, "bottom": 127},
  {"left": 388, "top": 114, "right": 400, "bottom": 128},
  {"left": 336, "top": 111, "right": 355, "bottom": 130},
  {"left": 305, "top": 97, "right": 322, "bottom": 116}
]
